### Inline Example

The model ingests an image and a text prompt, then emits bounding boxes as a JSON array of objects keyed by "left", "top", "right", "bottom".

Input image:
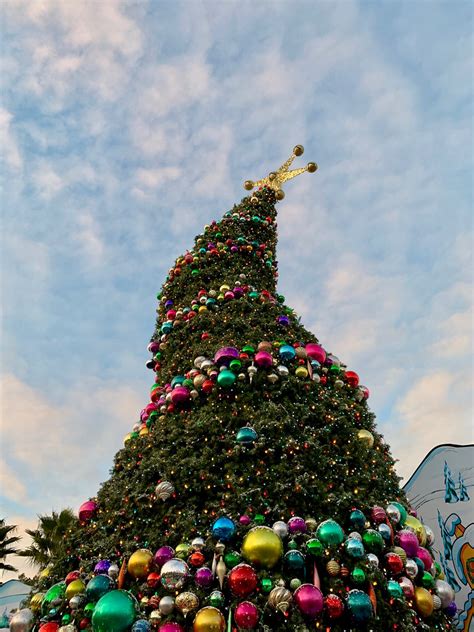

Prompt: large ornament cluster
[{"left": 16, "top": 503, "right": 456, "bottom": 631}]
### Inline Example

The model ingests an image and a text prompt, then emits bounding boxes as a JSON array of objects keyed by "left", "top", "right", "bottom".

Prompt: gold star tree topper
[{"left": 244, "top": 145, "right": 317, "bottom": 200}]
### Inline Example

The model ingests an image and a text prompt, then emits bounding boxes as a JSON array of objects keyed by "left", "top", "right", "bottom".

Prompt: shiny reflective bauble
[
  {"left": 128, "top": 549, "right": 153, "bottom": 579},
  {"left": 241, "top": 526, "right": 283, "bottom": 569},
  {"left": 91, "top": 590, "right": 139, "bottom": 632},
  {"left": 160, "top": 559, "right": 189, "bottom": 590},
  {"left": 193, "top": 606, "right": 225, "bottom": 632}
]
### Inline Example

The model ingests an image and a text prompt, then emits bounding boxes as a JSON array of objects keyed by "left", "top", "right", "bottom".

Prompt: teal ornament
[
  {"left": 390, "top": 502, "right": 407, "bottom": 525},
  {"left": 86, "top": 574, "right": 113, "bottom": 602},
  {"left": 306, "top": 538, "right": 324, "bottom": 557},
  {"left": 316, "top": 519, "right": 344, "bottom": 546},
  {"left": 160, "top": 322, "right": 173, "bottom": 334},
  {"left": 171, "top": 375, "right": 185, "bottom": 388},
  {"left": 236, "top": 427, "right": 257, "bottom": 445},
  {"left": 284, "top": 550, "right": 305, "bottom": 571},
  {"left": 349, "top": 509, "right": 366, "bottom": 530},
  {"left": 279, "top": 344, "right": 296, "bottom": 361},
  {"left": 41, "top": 582, "right": 66, "bottom": 616},
  {"left": 345, "top": 538, "right": 365, "bottom": 559},
  {"left": 362, "top": 529, "right": 384, "bottom": 554},
  {"left": 212, "top": 516, "right": 236, "bottom": 542},
  {"left": 92, "top": 590, "right": 138, "bottom": 632},
  {"left": 132, "top": 620, "right": 151, "bottom": 632},
  {"left": 217, "top": 369, "right": 236, "bottom": 388},
  {"left": 209, "top": 590, "right": 225, "bottom": 608},
  {"left": 387, "top": 580, "right": 404, "bottom": 599},
  {"left": 347, "top": 589, "right": 373, "bottom": 623},
  {"left": 378, "top": 523, "right": 392, "bottom": 542}
]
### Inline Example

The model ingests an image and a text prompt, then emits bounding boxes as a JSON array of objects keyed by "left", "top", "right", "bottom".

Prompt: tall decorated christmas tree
[{"left": 16, "top": 148, "right": 456, "bottom": 632}]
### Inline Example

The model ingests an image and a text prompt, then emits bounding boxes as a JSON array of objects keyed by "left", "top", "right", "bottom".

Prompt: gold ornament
[
  {"left": 243, "top": 145, "right": 317, "bottom": 196},
  {"left": 326, "top": 559, "right": 341, "bottom": 576},
  {"left": 176, "top": 591, "right": 199, "bottom": 616},
  {"left": 193, "top": 606, "right": 226, "bottom": 632},
  {"left": 149, "top": 609, "right": 161, "bottom": 622},
  {"left": 405, "top": 516, "right": 427, "bottom": 546},
  {"left": 127, "top": 548, "right": 153, "bottom": 579},
  {"left": 250, "top": 195, "right": 259, "bottom": 205},
  {"left": 305, "top": 518, "right": 317, "bottom": 532},
  {"left": 30, "top": 592, "right": 44, "bottom": 613},
  {"left": 414, "top": 587, "right": 434, "bottom": 618},
  {"left": 241, "top": 526, "right": 283, "bottom": 569},
  {"left": 268, "top": 586, "right": 292, "bottom": 612},
  {"left": 357, "top": 428, "right": 374, "bottom": 448},
  {"left": 65, "top": 579, "right": 85, "bottom": 601}
]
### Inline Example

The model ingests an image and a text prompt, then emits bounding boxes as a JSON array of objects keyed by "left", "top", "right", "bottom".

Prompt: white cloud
[
  {"left": 75, "top": 212, "right": 105, "bottom": 264},
  {"left": 136, "top": 166, "right": 181, "bottom": 190},
  {"left": 33, "top": 162, "right": 64, "bottom": 199},
  {"left": 0, "top": 108, "right": 22, "bottom": 170}
]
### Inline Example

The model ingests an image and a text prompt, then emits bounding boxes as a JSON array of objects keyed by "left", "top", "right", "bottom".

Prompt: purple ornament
[
  {"left": 214, "top": 347, "right": 239, "bottom": 366},
  {"left": 254, "top": 350, "right": 273, "bottom": 368},
  {"left": 148, "top": 341, "right": 160, "bottom": 354},
  {"left": 239, "top": 515, "right": 251, "bottom": 526},
  {"left": 195, "top": 566, "right": 214, "bottom": 589},
  {"left": 294, "top": 584, "right": 324, "bottom": 619},
  {"left": 288, "top": 516, "right": 307, "bottom": 535},
  {"left": 233, "top": 287, "right": 244, "bottom": 298},
  {"left": 277, "top": 315, "right": 289, "bottom": 326},
  {"left": 398, "top": 530, "right": 419, "bottom": 557},
  {"left": 165, "top": 300, "right": 174, "bottom": 309},
  {"left": 94, "top": 559, "right": 111, "bottom": 575},
  {"left": 445, "top": 601, "right": 457, "bottom": 617},
  {"left": 231, "top": 245, "right": 239, "bottom": 253},
  {"left": 416, "top": 547, "right": 433, "bottom": 571},
  {"left": 154, "top": 546, "right": 174, "bottom": 568}
]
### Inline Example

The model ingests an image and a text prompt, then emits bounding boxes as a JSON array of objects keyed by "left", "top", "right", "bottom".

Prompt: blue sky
[{"left": 1, "top": 0, "right": 472, "bottom": 578}]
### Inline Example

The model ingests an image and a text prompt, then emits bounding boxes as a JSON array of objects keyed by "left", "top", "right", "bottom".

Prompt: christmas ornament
[
  {"left": 287, "top": 516, "right": 306, "bottom": 534},
  {"left": 362, "top": 529, "right": 384, "bottom": 553},
  {"left": 234, "top": 601, "right": 259, "bottom": 629},
  {"left": 349, "top": 509, "right": 366, "bottom": 530},
  {"left": 404, "top": 515, "right": 427, "bottom": 545},
  {"left": 65, "top": 578, "right": 85, "bottom": 601},
  {"left": 241, "top": 526, "right": 283, "bottom": 569},
  {"left": 267, "top": 586, "right": 292, "bottom": 612},
  {"left": 132, "top": 621, "right": 151, "bottom": 632},
  {"left": 398, "top": 576, "right": 414, "bottom": 598},
  {"left": 346, "top": 589, "right": 373, "bottom": 623},
  {"left": 108, "top": 563, "right": 119, "bottom": 580},
  {"left": 9, "top": 609, "right": 34, "bottom": 632},
  {"left": 175, "top": 591, "right": 199, "bottom": 616},
  {"left": 209, "top": 591, "right": 224, "bottom": 608},
  {"left": 91, "top": 590, "right": 139, "bottom": 632},
  {"left": 94, "top": 559, "right": 111, "bottom": 575},
  {"left": 159, "top": 624, "right": 184, "bottom": 632},
  {"left": 272, "top": 521, "right": 288, "bottom": 539},
  {"left": 326, "top": 560, "right": 340, "bottom": 576},
  {"left": 324, "top": 594, "right": 344, "bottom": 619},
  {"left": 357, "top": 429, "right": 374, "bottom": 447},
  {"left": 228, "top": 564, "right": 257, "bottom": 597},
  {"left": 236, "top": 427, "right": 257, "bottom": 445},
  {"left": 154, "top": 545, "right": 174, "bottom": 567},
  {"left": 128, "top": 549, "right": 153, "bottom": 579},
  {"left": 414, "top": 587, "right": 434, "bottom": 617},
  {"left": 160, "top": 559, "right": 189, "bottom": 590},
  {"left": 65, "top": 570, "right": 81, "bottom": 585},
  {"left": 384, "top": 552, "right": 404, "bottom": 575},
  {"left": 405, "top": 558, "right": 419, "bottom": 580},
  {"left": 156, "top": 481, "right": 175, "bottom": 501},
  {"left": 195, "top": 566, "right": 213, "bottom": 588},
  {"left": 345, "top": 537, "right": 365, "bottom": 559},
  {"left": 293, "top": 584, "right": 323, "bottom": 619},
  {"left": 193, "top": 606, "right": 225, "bottom": 632},
  {"left": 387, "top": 580, "right": 404, "bottom": 599},
  {"left": 316, "top": 519, "right": 344, "bottom": 545},
  {"left": 416, "top": 546, "right": 433, "bottom": 571},
  {"left": 159, "top": 596, "right": 175, "bottom": 615},
  {"left": 284, "top": 549, "right": 305, "bottom": 571},
  {"left": 398, "top": 529, "right": 419, "bottom": 557},
  {"left": 85, "top": 573, "right": 113, "bottom": 601},
  {"left": 78, "top": 500, "right": 97, "bottom": 522},
  {"left": 212, "top": 516, "right": 235, "bottom": 542},
  {"left": 41, "top": 583, "right": 66, "bottom": 616},
  {"left": 435, "top": 579, "right": 455, "bottom": 608}
]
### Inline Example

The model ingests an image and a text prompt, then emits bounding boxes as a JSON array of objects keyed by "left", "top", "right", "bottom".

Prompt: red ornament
[
  {"left": 228, "top": 563, "right": 258, "bottom": 597},
  {"left": 202, "top": 379, "right": 214, "bottom": 394},
  {"left": 39, "top": 624, "right": 59, "bottom": 632},
  {"left": 201, "top": 332, "right": 210, "bottom": 340},
  {"left": 149, "top": 595, "right": 160, "bottom": 609},
  {"left": 189, "top": 551, "right": 206, "bottom": 567},
  {"left": 324, "top": 594, "right": 344, "bottom": 619},
  {"left": 147, "top": 571, "right": 160, "bottom": 588},
  {"left": 79, "top": 620, "right": 89, "bottom": 630},
  {"left": 385, "top": 552, "right": 404, "bottom": 575},
  {"left": 345, "top": 370, "right": 359, "bottom": 387},
  {"left": 65, "top": 570, "right": 81, "bottom": 584}
]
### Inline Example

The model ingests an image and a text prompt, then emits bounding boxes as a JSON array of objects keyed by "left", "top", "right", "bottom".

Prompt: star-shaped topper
[{"left": 244, "top": 145, "right": 317, "bottom": 200}]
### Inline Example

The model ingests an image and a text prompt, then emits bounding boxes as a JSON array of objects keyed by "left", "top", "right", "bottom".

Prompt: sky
[{"left": 1, "top": 0, "right": 472, "bottom": 580}]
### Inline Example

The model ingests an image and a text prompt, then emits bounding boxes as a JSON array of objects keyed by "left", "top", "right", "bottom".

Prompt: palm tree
[
  {"left": 0, "top": 519, "right": 21, "bottom": 573},
  {"left": 19, "top": 509, "right": 76, "bottom": 570}
]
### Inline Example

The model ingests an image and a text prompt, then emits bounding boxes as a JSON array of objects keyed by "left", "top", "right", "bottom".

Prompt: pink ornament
[
  {"left": 195, "top": 566, "right": 213, "bottom": 588},
  {"left": 398, "top": 530, "right": 419, "bottom": 557},
  {"left": 398, "top": 576, "right": 414, "bottom": 598},
  {"left": 371, "top": 506, "right": 386, "bottom": 524},
  {"left": 154, "top": 545, "right": 174, "bottom": 567},
  {"left": 313, "top": 562, "right": 320, "bottom": 589},
  {"left": 78, "top": 500, "right": 97, "bottom": 522},
  {"left": 166, "top": 309, "right": 176, "bottom": 320},
  {"left": 170, "top": 386, "right": 190, "bottom": 405},
  {"left": 214, "top": 347, "right": 239, "bottom": 365},
  {"left": 239, "top": 515, "right": 251, "bottom": 526},
  {"left": 148, "top": 341, "right": 160, "bottom": 354},
  {"left": 234, "top": 601, "right": 259, "bottom": 629},
  {"left": 294, "top": 584, "right": 324, "bottom": 619},
  {"left": 288, "top": 516, "right": 307, "bottom": 534},
  {"left": 254, "top": 350, "right": 273, "bottom": 368},
  {"left": 416, "top": 547, "right": 433, "bottom": 571},
  {"left": 159, "top": 624, "right": 184, "bottom": 632},
  {"left": 305, "top": 343, "right": 326, "bottom": 364}
]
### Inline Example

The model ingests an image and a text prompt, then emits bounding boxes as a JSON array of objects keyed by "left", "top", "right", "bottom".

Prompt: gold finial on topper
[{"left": 244, "top": 145, "right": 317, "bottom": 200}]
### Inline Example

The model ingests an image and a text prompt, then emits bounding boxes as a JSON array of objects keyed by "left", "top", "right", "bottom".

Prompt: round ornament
[
  {"left": 159, "top": 595, "right": 175, "bottom": 615},
  {"left": 326, "top": 560, "right": 340, "bottom": 576},
  {"left": 86, "top": 574, "right": 113, "bottom": 602},
  {"left": 175, "top": 591, "right": 199, "bottom": 616},
  {"left": 414, "top": 587, "right": 434, "bottom": 617},
  {"left": 66, "top": 578, "right": 85, "bottom": 601},
  {"left": 386, "top": 504, "right": 401, "bottom": 524},
  {"left": 366, "top": 553, "right": 379, "bottom": 568},
  {"left": 30, "top": 593, "right": 44, "bottom": 613},
  {"left": 405, "top": 558, "right": 419, "bottom": 580},
  {"left": 445, "top": 601, "right": 457, "bottom": 617},
  {"left": 132, "top": 621, "right": 151, "bottom": 632},
  {"left": 234, "top": 601, "right": 259, "bottom": 629},
  {"left": 421, "top": 571, "right": 435, "bottom": 589},
  {"left": 108, "top": 563, "right": 119, "bottom": 579},
  {"left": 306, "top": 538, "right": 323, "bottom": 557},
  {"left": 351, "top": 567, "right": 366, "bottom": 584},
  {"left": 195, "top": 566, "right": 214, "bottom": 588},
  {"left": 293, "top": 584, "right": 323, "bottom": 619},
  {"left": 241, "top": 526, "right": 283, "bottom": 569},
  {"left": 65, "top": 570, "right": 81, "bottom": 585},
  {"left": 362, "top": 529, "right": 384, "bottom": 554},
  {"left": 384, "top": 552, "right": 404, "bottom": 575},
  {"left": 399, "top": 576, "right": 414, "bottom": 598},
  {"left": 41, "top": 582, "right": 66, "bottom": 616},
  {"left": 349, "top": 509, "right": 366, "bottom": 530},
  {"left": 212, "top": 516, "right": 235, "bottom": 542},
  {"left": 193, "top": 606, "right": 225, "bottom": 632},
  {"left": 288, "top": 516, "right": 307, "bottom": 534},
  {"left": 316, "top": 519, "right": 344, "bottom": 546},
  {"left": 236, "top": 427, "right": 257, "bottom": 445},
  {"left": 78, "top": 500, "right": 97, "bottom": 522},
  {"left": 324, "top": 594, "right": 344, "bottom": 619},
  {"left": 345, "top": 538, "right": 365, "bottom": 559},
  {"left": 159, "top": 624, "right": 184, "bottom": 632},
  {"left": 224, "top": 550, "right": 241, "bottom": 568},
  {"left": 435, "top": 579, "right": 455, "bottom": 608},
  {"left": 209, "top": 591, "right": 224, "bottom": 608},
  {"left": 272, "top": 521, "right": 288, "bottom": 539},
  {"left": 161, "top": 559, "right": 189, "bottom": 590},
  {"left": 284, "top": 549, "right": 305, "bottom": 571},
  {"left": 404, "top": 516, "right": 427, "bottom": 546},
  {"left": 217, "top": 369, "right": 235, "bottom": 388},
  {"left": 91, "top": 590, "right": 139, "bottom": 632},
  {"left": 378, "top": 523, "right": 392, "bottom": 542},
  {"left": 94, "top": 559, "right": 111, "bottom": 575},
  {"left": 156, "top": 481, "right": 175, "bottom": 501},
  {"left": 357, "top": 429, "right": 374, "bottom": 448},
  {"left": 387, "top": 580, "right": 403, "bottom": 599},
  {"left": 9, "top": 609, "right": 34, "bottom": 632},
  {"left": 346, "top": 589, "right": 373, "bottom": 623},
  {"left": 147, "top": 572, "right": 160, "bottom": 588},
  {"left": 228, "top": 564, "right": 258, "bottom": 597},
  {"left": 154, "top": 545, "right": 175, "bottom": 567},
  {"left": 398, "top": 529, "right": 419, "bottom": 557},
  {"left": 128, "top": 549, "right": 153, "bottom": 579},
  {"left": 416, "top": 546, "right": 433, "bottom": 571},
  {"left": 267, "top": 586, "right": 292, "bottom": 612}
]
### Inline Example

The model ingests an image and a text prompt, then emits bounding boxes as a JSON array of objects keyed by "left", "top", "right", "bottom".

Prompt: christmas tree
[
  {"left": 17, "top": 147, "right": 456, "bottom": 632},
  {"left": 444, "top": 463, "right": 459, "bottom": 504}
]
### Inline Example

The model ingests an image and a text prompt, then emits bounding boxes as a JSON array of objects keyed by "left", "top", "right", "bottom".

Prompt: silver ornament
[
  {"left": 334, "top": 379, "right": 344, "bottom": 388},
  {"left": 108, "top": 562, "right": 119, "bottom": 579},
  {"left": 58, "top": 626, "right": 76, "bottom": 632},
  {"left": 192, "top": 537, "right": 205, "bottom": 551},
  {"left": 159, "top": 595, "right": 175, "bottom": 615},
  {"left": 348, "top": 531, "right": 362, "bottom": 541},
  {"left": 194, "top": 356, "right": 206, "bottom": 369},
  {"left": 366, "top": 553, "right": 379, "bottom": 568},
  {"left": 425, "top": 525, "right": 435, "bottom": 546},
  {"left": 433, "top": 594, "right": 442, "bottom": 610},
  {"left": 156, "top": 481, "right": 175, "bottom": 501},
  {"left": 435, "top": 579, "right": 455, "bottom": 608},
  {"left": 312, "top": 373, "right": 321, "bottom": 383},
  {"left": 267, "top": 373, "right": 278, "bottom": 384},
  {"left": 69, "top": 594, "right": 85, "bottom": 610},
  {"left": 277, "top": 365, "right": 289, "bottom": 377},
  {"left": 386, "top": 504, "right": 401, "bottom": 524},
  {"left": 9, "top": 609, "right": 34, "bottom": 632},
  {"left": 405, "top": 558, "right": 418, "bottom": 579},
  {"left": 272, "top": 521, "right": 288, "bottom": 539},
  {"left": 160, "top": 558, "right": 189, "bottom": 590}
]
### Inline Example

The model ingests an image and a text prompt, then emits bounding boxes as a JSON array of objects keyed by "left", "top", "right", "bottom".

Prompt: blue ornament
[
  {"left": 212, "top": 516, "right": 236, "bottom": 542},
  {"left": 284, "top": 549, "right": 305, "bottom": 571},
  {"left": 160, "top": 322, "right": 173, "bottom": 334},
  {"left": 86, "top": 574, "right": 113, "bottom": 602},
  {"left": 132, "top": 620, "right": 151, "bottom": 632},
  {"left": 387, "top": 580, "right": 403, "bottom": 599},
  {"left": 378, "top": 523, "right": 391, "bottom": 542},
  {"left": 236, "top": 427, "right": 258, "bottom": 445},
  {"left": 347, "top": 589, "right": 373, "bottom": 623},
  {"left": 345, "top": 537, "right": 365, "bottom": 559},
  {"left": 279, "top": 344, "right": 296, "bottom": 361},
  {"left": 171, "top": 375, "right": 185, "bottom": 388},
  {"left": 349, "top": 509, "right": 366, "bottom": 530}
]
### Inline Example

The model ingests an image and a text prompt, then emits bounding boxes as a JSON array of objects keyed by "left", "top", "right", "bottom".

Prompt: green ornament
[
  {"left": 387, "top": 580, "right": 404, "bottom": 599},
  {"left": 260, "top": 578, "right": 273, "bottom": 593},
  {"left": 287, "top": 539, "right": 298, "bottom": 550},
  {"left": 209, "top": 590, "right": 225, "bottom": 608},
  {"left": 236, "top": 427, "right": 257, "bottom": 445},
  {"left": 362, "top": 529, "right": 384, "bottom": 554},
  {"left": 224, "top": 551, "right": 241, "bottom": 569},
  {"left": 306, "top": 538, "right": 324, "bottom": 557},
  {"left": 316, "top": 519, "right": 344, "bottom": 546},
  {"left": 249, "top": 291, "right": 259, "bottom": 299},
  {"left": 92, "top": 590, "right": 138, "bottom": 632},
  {"left": 254, "top": 514, "right": 265, "bottom": 525},
  {"left": 217, "top": 369, "right": 236, "bottom": 388},
  {"left": 229, "top": 359, "right": 242, "bottom": 371},
  {"left": 176, "top": 543, "right": 190, "bottom": 559},
  {"left": 191, "top": 269, "right": 200, "bottom": 276},
  {"left": 84, "top": 602, "right": 95, "bottom": 618},
  {"left": 421, "top": 571, "right": 435, "bottom": 589},
  {"left": 433, "top": 562, "right": 443, "bottom": 578},
  {"left": 86, "top": 574, "right": 113, "bottom": 602},
  {"left": 290, "top": 578, "right": 302, "bottom": 590},
  {"left": 61, "top": 613, "right": 72, "bottom": 624},
  {"left": 351, "top": 567, "right": 366, "bottom": 584},
  {"left": 41, "top": 582, "right": 66, "bottom": 616},
  {"left": 242, "top": 345, "right": 255, "bottom": 354},
  {"left": 329, "top": 364, "right": 341, "bottom": 374},
  {"left": 390, "top": 502, "right": 407, "bottom": 526}
]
